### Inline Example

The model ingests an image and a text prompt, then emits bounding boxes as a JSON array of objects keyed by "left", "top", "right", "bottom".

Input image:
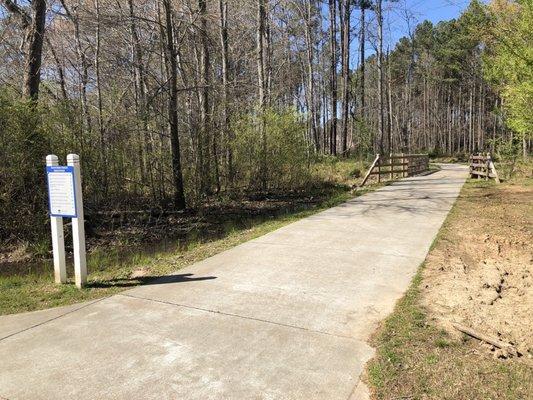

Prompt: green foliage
[
  {"left": 353, "top": 119, "right": 374, "bottom": 157},
  {"left": 0, "top": 91, "right": 51, "bottom": 242},
  {"left": 232, "top": 108, "right": 311, "bottom": 190},
  {"left": 489, "top": 136, "right": 522, "bottom": 179},
  {"left": 482, "top": 0, "right": 533, "bottom": 141}
]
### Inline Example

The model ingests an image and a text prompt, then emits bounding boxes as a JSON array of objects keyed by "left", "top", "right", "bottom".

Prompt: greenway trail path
[{"left": 0, "top": 164, "right": 468, "bottom": 400}]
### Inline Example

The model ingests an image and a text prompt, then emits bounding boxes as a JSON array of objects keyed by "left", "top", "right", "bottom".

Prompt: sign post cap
[
  {"left": 46, "top": 154, "right": 59, "bottom": 163},
  {"left": 67, "top": 154, "right": 80, "bottom": 163}
]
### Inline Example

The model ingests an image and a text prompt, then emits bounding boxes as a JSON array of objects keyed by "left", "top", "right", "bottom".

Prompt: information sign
[{"left": 46, "top": 166, "right": 77, "bottom": 218}]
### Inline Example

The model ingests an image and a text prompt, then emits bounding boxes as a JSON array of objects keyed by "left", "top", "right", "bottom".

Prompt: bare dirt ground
[{"left": 421, "top": 180, "right": 533, "bottom": 360}]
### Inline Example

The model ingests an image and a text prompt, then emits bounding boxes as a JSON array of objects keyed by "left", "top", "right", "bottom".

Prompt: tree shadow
[{"left": 88, "top": 273, "right": 217, "bottom": 289}]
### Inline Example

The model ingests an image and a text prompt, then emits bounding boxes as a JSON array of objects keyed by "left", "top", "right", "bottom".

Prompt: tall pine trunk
[
  {"left": 219, "top": 0, "right": 233, "bottom": 185},
  {"left": 376, "top": 0, "right": 385, "bottom": 155},
  {"left": 340, "top": 0, "right": 350, "bottom": 155},
  {"left": 162, "top": 0, "right": 186, "bottom": 209},
  {"left": 199, "top": 0, "right": 213, "bottom": 194},
  {"left": 257, "top": 0, "right": 268, "bottom": 190},
  {"left": 304, "top": 0, "right": 319, "bottom": 152},
  {"left": 328, "top": 0, "right": 338, "bottom": 155},
  {"left": 359, "top": 3, "right": 366, "bottom": 122}
]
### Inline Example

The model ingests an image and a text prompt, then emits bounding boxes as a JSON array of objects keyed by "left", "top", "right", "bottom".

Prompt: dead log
[{"left": 453, "top": 323, "right": 518, "bottom": 357}]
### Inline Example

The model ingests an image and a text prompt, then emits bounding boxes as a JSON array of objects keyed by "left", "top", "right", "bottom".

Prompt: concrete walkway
[{"left": 0, "top": 164, "right": 467, "bottom": 400}]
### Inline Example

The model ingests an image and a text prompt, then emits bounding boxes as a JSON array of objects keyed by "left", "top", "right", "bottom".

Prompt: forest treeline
[{"left": 0, "top": 0, "right": 531, "bottom": 244}]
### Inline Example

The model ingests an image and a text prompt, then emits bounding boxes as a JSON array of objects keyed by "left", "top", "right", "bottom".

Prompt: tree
[
  {"left": 328, "top": 0, "right": 338, "bottom": 155},
  {"left": 2, "top": 0, "right": 46, "bottom": 99},
  {"left": 162, "top": 0, "right": 186, "bottom": 209},
  {"left": 357, "top": 1, "right": 372, "bottom": 124},
  {"left": 375, "top": 0, "right": 385, "bottom": 154},
  {"left": 340, "top": 0, "right": 351, "bottom": 155},
  {"left": 199, "top": 0, "right": 213, "bottom": 193},
  {"left": 482, "top": 0, "right": 532, "bottom": 157},
  {"left": 257, "top": 0, "right": 268, "bottom": 189},
  {"left": 0, "top": 0, "right": 520, "bottom": 244},
  {"left": 219, "top": 0, "right": 233, "bottom": 182}
]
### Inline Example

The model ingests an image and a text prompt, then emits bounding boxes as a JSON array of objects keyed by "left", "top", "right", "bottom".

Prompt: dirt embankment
[{"left": 422, "top": 181, "right": 532, "bottom": 358}]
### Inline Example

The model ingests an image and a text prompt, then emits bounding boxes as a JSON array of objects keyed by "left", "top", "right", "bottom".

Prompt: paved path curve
[{"left": 0, "top": 164, "right": 467, "bottom": 400}]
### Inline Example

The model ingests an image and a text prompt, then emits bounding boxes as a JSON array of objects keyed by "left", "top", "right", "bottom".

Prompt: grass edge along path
[
  {"left": 365, "top": 178, "right": 532, "bottom": 400},
  {"left": 1, "top": 183, "right": 384, "bottom": 316}
]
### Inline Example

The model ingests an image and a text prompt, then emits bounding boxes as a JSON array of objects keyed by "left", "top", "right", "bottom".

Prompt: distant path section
[{"left": 0, "top": 164, "right": 468, "bottom": 400}]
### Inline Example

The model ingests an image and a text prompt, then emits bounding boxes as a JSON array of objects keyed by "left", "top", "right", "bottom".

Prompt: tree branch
[{"left": 1, "top": 0, "right": 32, "bottom": 28}]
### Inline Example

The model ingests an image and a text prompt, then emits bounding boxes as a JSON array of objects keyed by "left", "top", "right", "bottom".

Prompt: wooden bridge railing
[
  {"left": 360, "top": 153, "right": 429, "bottom": 187},
  {"left": 469, "top": 153, "right": 500, "bottom": 183}
]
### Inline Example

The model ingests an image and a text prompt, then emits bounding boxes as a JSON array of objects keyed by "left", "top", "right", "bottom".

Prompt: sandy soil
[{"left": 421, "top": 182, "right": 532, "bottom": 359}]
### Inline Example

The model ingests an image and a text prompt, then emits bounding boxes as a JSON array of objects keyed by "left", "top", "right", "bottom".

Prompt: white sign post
[
  {"left": 46, "top": 155, "right": 67, "bottom": 284},
  {"left": 46, "top": 154, "right": 87, "bottom": 288},
  {"left": 67, "top": 154, "right": 87, "bottom": 288}
]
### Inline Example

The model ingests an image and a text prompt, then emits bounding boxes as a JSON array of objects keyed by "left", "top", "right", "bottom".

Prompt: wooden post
[
  {"left": 389, "top": 153, "right": 393, "bottom": 180},
  {"left": 485, "top": 152, "right": 489, "bottom": 181},
  {"left": 488, "top": 153, "right": 500, "bottom": 183},
  {"left": 477, "top": 153, "right": 482, "bottom": 179},
  {"left": 360, "top": 154, "right": 380, "bottom": 188}
]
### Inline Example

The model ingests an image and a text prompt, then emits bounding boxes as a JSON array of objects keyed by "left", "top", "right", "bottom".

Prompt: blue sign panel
[{"left": 46, "top": 166, "right": 78, "bottom": 218}]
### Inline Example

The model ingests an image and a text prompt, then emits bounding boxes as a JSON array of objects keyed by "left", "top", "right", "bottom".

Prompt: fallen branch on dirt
[{"left": 453, "top": 323, "right": 519, "bottom": 358}]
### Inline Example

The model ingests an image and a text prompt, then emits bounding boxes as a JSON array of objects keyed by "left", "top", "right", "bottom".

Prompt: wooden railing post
[
  {"left": 469, "top": 153, "right": 500, "bottom": 183},
  {"left": 389, "top": 153, "right": 393, "bottom": 180},
  {"left": 487, "top": 153, "right": 500, "bottom": 184},
  {"left": 359, "top": 154, "right": 380, "bottom": 188},
  {"left": 484, "top": 153, "right": 488, "bottom": 181},
  {"left": 360, "top": 153, "right": 430, "bottom": 187}
]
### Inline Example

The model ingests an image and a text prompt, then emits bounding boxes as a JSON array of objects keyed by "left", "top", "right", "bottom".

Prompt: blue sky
[
  {"left": 325, "top": 0, "right": 481, "bottom": 65},
  {"left": 386, "top": 0, "right": 475, "bottom": 44}
]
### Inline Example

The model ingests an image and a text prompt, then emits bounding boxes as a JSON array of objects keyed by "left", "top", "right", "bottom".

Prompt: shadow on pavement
[{"left": 88, "top": 273, "right": 217, "bottom": 289}]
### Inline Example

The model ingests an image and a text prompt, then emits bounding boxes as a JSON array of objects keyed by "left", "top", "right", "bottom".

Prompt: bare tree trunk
[
  {"left": 359, "top": 2, "right": 366, "bottom": 122},
  {"left": 48, "top": 41, "right": 68, "bottom": 101},
  {"left": 387, "top": 49, "right": 393, "bottom": 154},
  {"left": 340, "top": 0, "right": 350, "bottom": 155},
  {"left": 20, "top": 0, "right": 46, "bottom": 99},
  {"left": 304, "top": 0, "right": 319, "bottom": 152},
  {"left": 219, "top": 0, "right": 233, "bottom": 185},
  {"left": 162, "top": 0, "right": 186, "bottom": 209},
  {"left": 328, "top": 0, "right": 338, "bottom": 155},
  {"left": 128, "top": 0, "right": 156, "bottom": 200},
  {"left": 59, "top": 0, "right": 92, "bottom": 135},
  {"left": 257, "top": 0, "right": 268, "bottom": 190},
  {"left": 94, "top": 0, "right": 108, "bottom": 195},
  {"left": 199, "top": 0, "right": 213, "bottom": 194},
  {"left": 376, "top": 0, "right": 385, "bottom": 155}
]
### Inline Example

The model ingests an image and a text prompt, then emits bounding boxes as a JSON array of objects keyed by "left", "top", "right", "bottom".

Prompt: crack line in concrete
[
  {"left": 120, "top": 293, "right": 361, "bottom": 342},
  {"left": 0, "top": 298, "right": 106, "bottom": 343}
]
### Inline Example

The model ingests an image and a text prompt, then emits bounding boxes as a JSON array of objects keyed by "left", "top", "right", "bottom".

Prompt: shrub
[
  {"left": 0, "top": 93, "right": 51, "bottom": 242},
  {"left": 231, "top": 108, "right": 311, "bottom": 190}
]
